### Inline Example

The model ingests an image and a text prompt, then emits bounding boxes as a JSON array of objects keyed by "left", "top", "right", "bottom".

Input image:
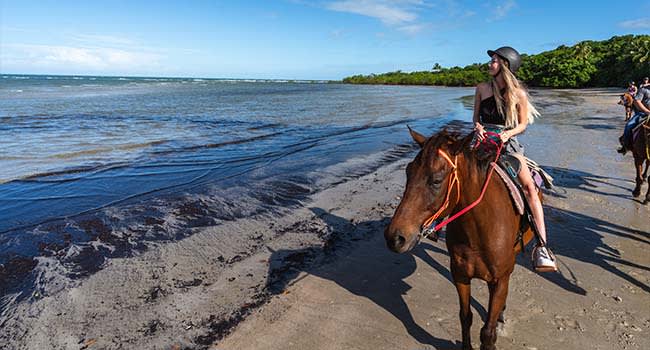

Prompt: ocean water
[{"left": 0, "top": 74, "right": 473, "bottom": 296}]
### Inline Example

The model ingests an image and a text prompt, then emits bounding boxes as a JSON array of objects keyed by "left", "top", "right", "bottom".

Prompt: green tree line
[{"left": 342, "top": 35, "right": 650, "bottom": 88}]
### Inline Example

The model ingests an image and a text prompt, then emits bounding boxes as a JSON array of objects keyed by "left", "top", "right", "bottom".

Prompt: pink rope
[{"left": 430, "top": 131, "right": 503, "bottom": 232}]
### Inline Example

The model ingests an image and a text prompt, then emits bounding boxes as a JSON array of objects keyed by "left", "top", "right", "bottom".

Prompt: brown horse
[
  {"left": 385, "top": 128, "right": 535, "bottom": 350},
  {"left": 631, "top": 118, "right": 650, "bottom": 202},
  {"left": 618, "top": 93, "right": 634, "bottom": 121}
]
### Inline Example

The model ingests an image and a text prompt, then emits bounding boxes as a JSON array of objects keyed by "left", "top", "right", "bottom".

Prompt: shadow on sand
[
  {"left": 543, "top": 206, "right": 650, "bottom": 293},
  {"left": 544, "top": 166, "right": 638, "bottom": 200},
  {"left": 265, "top": 203, "right": 649, "bottom": 348},
  {"left": 266, "top": 208, "right": 460, "bottom": 349}
]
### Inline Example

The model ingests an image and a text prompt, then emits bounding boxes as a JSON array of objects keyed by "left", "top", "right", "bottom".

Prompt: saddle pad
[
  {"left": 491, "top": 162, "right": 525, "bottom": 215},
  {"left": 497, "top": 153, "right": 521, "bottom": 178}
]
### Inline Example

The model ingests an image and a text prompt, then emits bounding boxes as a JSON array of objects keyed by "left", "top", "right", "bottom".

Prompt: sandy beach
[{"left": 2, "top": 88, "right": 649, "bottom": 350}]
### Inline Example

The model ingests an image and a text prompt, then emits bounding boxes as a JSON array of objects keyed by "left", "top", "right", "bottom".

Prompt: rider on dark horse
[
  {"left": 618, "top": 85, "right": 650, "bottom": 155},
  {"left": 473, "top": 47, "right": 557, "bottom": 272}
]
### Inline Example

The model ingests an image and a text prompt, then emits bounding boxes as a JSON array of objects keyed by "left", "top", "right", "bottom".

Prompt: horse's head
[
  {"left": 619, "top": 93, "right": 633, "bottom": 107},
  {"left": 384, "top": 127, "right": 463, "bottom": 253}
]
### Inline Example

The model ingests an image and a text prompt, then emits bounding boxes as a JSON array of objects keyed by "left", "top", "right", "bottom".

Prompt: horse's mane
[{"left": 423, "top": 129, "right": 493, "bottom": 172}]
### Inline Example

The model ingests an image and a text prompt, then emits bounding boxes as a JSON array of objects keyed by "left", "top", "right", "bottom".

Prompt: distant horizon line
[{"left": 1, "top": 72, "right": 339, "bottom": 82}]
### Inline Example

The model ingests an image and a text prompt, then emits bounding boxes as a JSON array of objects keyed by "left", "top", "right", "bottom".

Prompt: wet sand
[{"left": 2, "top": 89, "right": 649, "bottom": 350}]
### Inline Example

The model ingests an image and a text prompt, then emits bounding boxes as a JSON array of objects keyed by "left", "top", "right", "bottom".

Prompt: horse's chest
[{"left": 450, "top": 247, "right": 495, "bottom": 281}]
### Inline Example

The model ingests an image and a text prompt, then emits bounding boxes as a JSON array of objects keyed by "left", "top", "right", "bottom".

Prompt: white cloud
[
  {"left": 463, "top": 10, "right": 476, "bottom": 18},
  {"left": 1, "top": 43, "right": 163, "bottom": 73},
  {"left": 491, "top": 0, "right": 516, "bottom": 20},
  {"left": 326, "top": 0, "right": 423, "bottom": 25},
  {"left": 330, "top": 28, "right": 346, "bottom": 38},
  {"left": 397, "top": 23, "right": 428, "bottom": 35},
  {"left": 619, "top": 18, "right": 650, "bottom": 29},
  {"left": 323, "top": 1, "right": 471, "bottom": 36},
  {"left": 68, "top": 33, "right": 137, "bottom": 46}
]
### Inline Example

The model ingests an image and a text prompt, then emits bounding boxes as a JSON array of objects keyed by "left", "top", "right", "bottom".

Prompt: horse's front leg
[
  {"left": 454, "top": 280, "right": 473, "bottom": 350},
  {"left": 497, "top": 304, "right": 506, "bottom": 324},
  {"left": 480, "top": 276, "right": 510, "bottom": 350},
  {"left": 633, "top": 158, "right": 645, "bottom": 197}
]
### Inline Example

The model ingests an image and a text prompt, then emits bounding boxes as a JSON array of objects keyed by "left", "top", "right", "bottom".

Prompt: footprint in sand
[{"left": 553, "top": 314, "right": 585, "bottom": 332}]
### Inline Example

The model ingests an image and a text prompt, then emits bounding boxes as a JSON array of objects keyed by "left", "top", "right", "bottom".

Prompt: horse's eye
[{"left": 428, "top": 175, "right": 444, "bottom": 188}]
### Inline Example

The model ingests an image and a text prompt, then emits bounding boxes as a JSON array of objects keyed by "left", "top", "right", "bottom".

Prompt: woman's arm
[
  {"left": 473, "top": 85, "right": 485, "bottom": 140},
  {"left": 634, "top": 99, "right": 650, "bottom": 114},
  {"left": 501, "top": 88, "right": 528, "bottom": 142}
]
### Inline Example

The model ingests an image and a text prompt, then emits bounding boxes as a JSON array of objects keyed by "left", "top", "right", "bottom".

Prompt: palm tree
[
  {"left": 573, "top": 42, "right": 592, "bottom": 60},
  {"left": 630, "top": 38, "right": 650, "bottom": 64}
]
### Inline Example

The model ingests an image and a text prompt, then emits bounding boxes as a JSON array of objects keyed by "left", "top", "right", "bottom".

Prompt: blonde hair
[{"left": 490, "top": 56, "right": 540, "bottom": 128}]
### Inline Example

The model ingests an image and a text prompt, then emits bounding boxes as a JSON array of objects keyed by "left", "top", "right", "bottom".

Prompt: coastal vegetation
[{"left": 343, "top": 35, "right": 650, "bottom": 88}]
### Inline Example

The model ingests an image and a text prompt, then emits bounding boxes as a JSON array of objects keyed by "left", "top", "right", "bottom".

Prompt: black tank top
[{"left": 479, "top": 90, "right": 507, "bottom": 125}]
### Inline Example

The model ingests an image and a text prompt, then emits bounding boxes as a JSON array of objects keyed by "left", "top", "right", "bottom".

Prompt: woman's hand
[
  {"left": 474, "top": 123, "right": 485, "bottom": 141},
  {"left": 500, "top": 130, "right": 511, "bottom": 143}
]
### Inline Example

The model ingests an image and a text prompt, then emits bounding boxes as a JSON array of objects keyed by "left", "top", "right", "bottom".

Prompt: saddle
[
  {"left": 624, "top": 115, "right": 650, "bottom": 149},
  {"left": 492, "top": 155, "right": 554, "bottom": 251},
  {"left": 491, "top": 162, "right": 524, "bottom": 215}
]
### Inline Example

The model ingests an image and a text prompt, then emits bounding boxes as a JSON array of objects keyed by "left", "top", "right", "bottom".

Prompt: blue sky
[{"left": 2, "top": 0, "right": 650, "bottom": 80}]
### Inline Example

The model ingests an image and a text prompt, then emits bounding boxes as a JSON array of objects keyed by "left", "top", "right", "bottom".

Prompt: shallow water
[{"left": 0, "top": 75, "right": 474, "bottom": 295}]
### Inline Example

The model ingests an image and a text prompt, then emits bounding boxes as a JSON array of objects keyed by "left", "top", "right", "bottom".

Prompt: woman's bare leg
[{"left": 515, "top": 155, "right": 547, "bottom": 244}]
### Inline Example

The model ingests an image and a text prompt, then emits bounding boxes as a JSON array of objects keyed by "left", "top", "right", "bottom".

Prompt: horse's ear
[
  {"left": 408, "top": 125, "right": 427, "bottom": 148},
  {"left": 447, "top": 131, "right": 469, "bottom": 155}
]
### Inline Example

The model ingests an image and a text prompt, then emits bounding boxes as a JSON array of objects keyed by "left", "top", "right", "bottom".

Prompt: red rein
[{"left": 421, "top": 131, "right": 504, "bottom": 236}]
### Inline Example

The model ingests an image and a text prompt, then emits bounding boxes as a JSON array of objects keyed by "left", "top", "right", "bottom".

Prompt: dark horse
[
  {"left": 631, "top": 118, "right": 650, "bottom": 202},
  {"left": 385, "top": 128, "right": 535, "bottom": 350}
]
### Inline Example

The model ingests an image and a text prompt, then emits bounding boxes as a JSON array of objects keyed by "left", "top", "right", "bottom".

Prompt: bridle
[
  {"left": 419, "top": 149, "right": 460, "bottom": 240},
  {"left": 419, "top": 132, "right": 504, "bottom": 241}
]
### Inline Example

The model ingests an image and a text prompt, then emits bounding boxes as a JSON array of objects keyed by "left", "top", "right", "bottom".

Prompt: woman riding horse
[
  {"left": 618, "top": 86, "right": 650, "bottom": 155},
  {"left": 385, "top": 47, "right": 558, "bottom": 350},
  {"left": 474, "top": 46, "right": 556, "bottom": 272}
]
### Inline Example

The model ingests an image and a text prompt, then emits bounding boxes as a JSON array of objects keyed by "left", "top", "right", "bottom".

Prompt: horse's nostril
[{"left": 386, "top": 228, "right": 411, "bottom": 252}]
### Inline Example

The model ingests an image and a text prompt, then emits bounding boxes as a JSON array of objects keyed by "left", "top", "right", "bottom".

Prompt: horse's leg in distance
[
  {"left": 641, "top": 127, "right": 650, "bottom": 204},
  {"left": 633, "top": 157, "right": 644, "bottom": 197},
  {"left": 480, "top": 277, "right": 510, "bottom": 350},
  {"left": 454, "top": 280, "right": 474, "bottom": 350},
  {"left": 645, "top": 160, "right": 650, "bottom": 204}
]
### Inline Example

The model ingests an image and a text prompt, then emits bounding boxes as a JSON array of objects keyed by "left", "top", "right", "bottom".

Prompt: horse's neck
[
  {"left": 456, "top": 152, "right": 489, "bottom": 197},
  {"left": 455, "top": 151, "right": 510, "bottom": 218},
  {"left": 448, "top": 152, "right": 518, "bottom": 247}
]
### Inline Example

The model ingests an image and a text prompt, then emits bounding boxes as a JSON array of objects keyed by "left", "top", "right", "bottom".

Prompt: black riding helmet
[{"left": 487, "top": 46, "right": 521, "bottom": 74}]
